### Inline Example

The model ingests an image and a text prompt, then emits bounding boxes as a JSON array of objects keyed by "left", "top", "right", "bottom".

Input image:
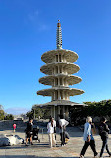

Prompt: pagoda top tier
[{"left": 41, "top": 49, "right": 78, "bottom": 63}]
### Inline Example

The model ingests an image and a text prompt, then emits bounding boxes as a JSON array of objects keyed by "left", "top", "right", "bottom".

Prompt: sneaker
[
  {"left": 80, "top": 155, "right": 84, "bottom": 158},
  {"left": 25, "top": 143, "right": 28, "bottom": 146},
  {"left": 31, "top": 142, "right": 33, "bottom": 145}
]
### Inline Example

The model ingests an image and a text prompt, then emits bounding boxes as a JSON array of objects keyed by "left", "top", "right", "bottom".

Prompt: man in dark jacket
[
  {"left": 25, "top": 118, "right": 33, "bottom": 146},
  {"left": 99, "top": 117, "right": 111, "bottom": 157}
]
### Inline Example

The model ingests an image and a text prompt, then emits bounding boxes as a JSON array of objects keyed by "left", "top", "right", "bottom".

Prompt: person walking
[
  {"left": 25, "top": 118, "right": 33, "bottom": 146},
  {"left": 80, "top": 116, "right": 98, "bottom": 158},
  {"left": 13, "top": 123, "right": 16, "bottom": 133},
  {"left": 98, "top": 117, "right": 111, "bottom": 158},
  {"left": 47, "top": 117, "right": 56, "bottom": 148},
  {"left": 59, "top": 115, "right": 69, "bottom": 146}
]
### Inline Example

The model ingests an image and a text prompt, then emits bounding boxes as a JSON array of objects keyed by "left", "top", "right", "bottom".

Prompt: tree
[
  {"left": 4, "top": 114, "right": 14, "bottom": 120},
  {"left": 0, "top": 110, "right": 5, "bottom": 120}
]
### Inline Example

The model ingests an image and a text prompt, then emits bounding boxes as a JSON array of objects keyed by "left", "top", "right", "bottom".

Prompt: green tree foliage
[
  {"left": 70, "top": 99, "right": 111, "bottom": 125},
  {"left": 83, "top": 99, "right": 111, "bottom": 117},
  {"left": 4, "top": 114, "right": 14, "bottom": 120},
  {"left": 26, "top": 105, "right": 51, "bottom": 119},
  {"left": 0, "top": 110, "right": 5, "bottom": 120}
]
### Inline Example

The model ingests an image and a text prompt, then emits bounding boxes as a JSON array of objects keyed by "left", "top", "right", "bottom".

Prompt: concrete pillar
[
  {"left": 58, "top": 54, "right": 59, "bottom": 62},
  {"left": 63, "top": 91, "right": 65, "bottom": 100},
  {"left": 58, "top": 77, "right": 60, "bottom": 86},
  {"left": 54, "top": 78, "right": 55, "bottom": 87},
  {"left": 62, "top": 77, "right": 63, "bottom": 86},
  {"left": 54, "top": 106, "right": 55, "bottom": 119},
  {"left": 58, "top": 65, "right": 59, "bottom": 73},
  {"left": 58, "top": 90, "right": 60, "bottom": 100},
  {"left": 65, "top": 106, "right": 69, "bottom": 120},
  {"left": 54, "top": 91, "right": 55, "bottom": 100},
  {"left": 54, "top": 66, "right": 56, "bottom": 74},
  {"left": 62, "top": 65, "right": 63, "bottom": 74},
  {"left": 63, "top": 106, "right": 65, "bottom": 119},
  {"left": 51, "top": 106, "right": 53, "bottom": 117},
  {"left": 58, "top": 106, "right": 60, "bottom": 115}
]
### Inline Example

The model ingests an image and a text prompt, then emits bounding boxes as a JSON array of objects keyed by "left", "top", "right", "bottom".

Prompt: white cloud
[
  {"left": 27, "top": 10, "right": 49, "bottom": 32},
  {"left": 28, "top": 10, "right": 39, "bottom": 22}
]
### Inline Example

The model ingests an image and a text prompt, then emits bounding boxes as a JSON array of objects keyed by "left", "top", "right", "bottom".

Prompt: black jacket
[
  {"left": 27, "top": 122, "right": 33, "bottom": 132},
  {"left": 99, "top": 122, "right": 109, "bottom": 138}
]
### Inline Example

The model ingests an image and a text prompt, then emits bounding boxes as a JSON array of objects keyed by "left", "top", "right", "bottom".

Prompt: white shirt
[
  {"left": 59, "top": 119, "right": 69, "bottom": 127},
  {"left": 47, "top": 122, "right": 54, "bottom": 134},
  {"left": 53, "top": 120, "right": 56, "bottom": 127}
]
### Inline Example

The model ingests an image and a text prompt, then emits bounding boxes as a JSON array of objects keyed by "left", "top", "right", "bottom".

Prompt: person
[
  {"left": 80, "top": 116, "right": 98, "bottom": 158},
  {"left": 47, "top": 117, "right": 56, "bottom": 148},
  {"left": 59, "top": 115, "right": 69, "bottom": 146},
  {"left": 25, "top": 118, "right": 33, "bottom": 146},
  {"left": 52, "top": 117, "right": 56, "bottom": 141},
  {"left": 13, "top": 123, "right": 16, "bottom": 133},
  {"left": 98, "top": 117, "right": 111, "bottom": 158}
]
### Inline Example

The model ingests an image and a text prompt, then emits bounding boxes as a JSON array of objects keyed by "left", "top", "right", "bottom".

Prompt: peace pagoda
[{"left": 37, "top": 20, "right": 85, "bottom": 120}]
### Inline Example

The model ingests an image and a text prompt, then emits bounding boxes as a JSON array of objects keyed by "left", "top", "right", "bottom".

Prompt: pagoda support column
[
  {"left": 58, "top": 106, "right": 60, "bottom": 115},
  {"left": 54, "top": 106, "right": 55, "bottom": 119},
  {"left": 63, "top": 106, "right": 65, "bottom": 119},
  {"left": 58, "top": 65, "right": 60, "bottom": 73},
  {"left": 54, "top": 66, "right": 56, "bottom": 74},
  {"left": 58, "top": 54, "right": 59, "bottom": 62},
  {"left": 54, "top": 91, "right": 55, "bottom": 100},
  {"left": 65, "top": 106, "right": 69, "bottom": 120},
  {"left": 58, "top": 77, "right": 60, "bottom": 86},
  {"left": 54, "top": 78, "right": 55, "bottom": 87},
  {"left": 58, "top": 90, "right": 60, "bottom": 100}
]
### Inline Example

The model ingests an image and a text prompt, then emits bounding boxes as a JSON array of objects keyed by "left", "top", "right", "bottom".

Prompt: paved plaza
[{"left": 0, "top": 126, "right": 111, "bottom": 158}]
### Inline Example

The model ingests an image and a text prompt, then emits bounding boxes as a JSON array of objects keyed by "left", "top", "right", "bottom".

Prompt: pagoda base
[{"left": 50, "top": 105, "right": 69, "bottom": 121}]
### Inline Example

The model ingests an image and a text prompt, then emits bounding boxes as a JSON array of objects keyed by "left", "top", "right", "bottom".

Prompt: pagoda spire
[{"left": 56, "top": 20, "right": 62, "bottom": 49}]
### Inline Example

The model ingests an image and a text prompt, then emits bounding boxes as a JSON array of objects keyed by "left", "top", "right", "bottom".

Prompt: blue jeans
[{"left": 100, "top": 138, "right": 111, "bottom": 157}]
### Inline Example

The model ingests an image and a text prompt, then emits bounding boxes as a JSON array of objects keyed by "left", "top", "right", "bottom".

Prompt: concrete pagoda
[{"left": 37, "top": 20, "right": 85, "bottom": 120}]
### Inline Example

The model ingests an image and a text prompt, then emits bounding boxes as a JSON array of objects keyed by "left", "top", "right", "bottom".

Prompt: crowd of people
[
  {"left": 25, "top": 114, "right": 70, "bottom": 147},
  {"left": 24, "top": 115, "right": 111, "bottom": 158}
]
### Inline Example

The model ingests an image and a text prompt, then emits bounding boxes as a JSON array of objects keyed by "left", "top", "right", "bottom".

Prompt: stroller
[{"left": 32, "top": 126, "right": 40, "bottom": 143}]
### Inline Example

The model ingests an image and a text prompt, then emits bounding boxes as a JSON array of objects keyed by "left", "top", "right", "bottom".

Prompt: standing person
[
  {"left": 47, "top": 117, "right": 56, "bottom": 148},
  {"left": 99, "top": 117, "right": 111, "bottom": 158},
  {"left": 80, "top": 116, "right": 98, "bottom": 158},
  {"left": 25, "top": 118, "right": 33, "bottom": 146},
  {"left": 13, "top": 123, "right": 16, "bottom": 133},
  {"left": 52, "top": 117, "right": 56, "bottom": 141},
  {"left": 59, "top": 115, "right": 69, "bottom": 146}
]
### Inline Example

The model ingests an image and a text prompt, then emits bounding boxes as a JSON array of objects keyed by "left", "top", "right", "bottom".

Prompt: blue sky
[{"left": 0, "top": 0, "right": 111, "bottom": 115}]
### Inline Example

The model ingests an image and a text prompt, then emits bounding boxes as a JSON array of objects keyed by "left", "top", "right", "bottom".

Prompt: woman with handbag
[
  {"left": 47, "top": 117, "right": 56, "bottom": 148},
  {"left": 25, "top": 118, "right": 33, "bottom": 146}
]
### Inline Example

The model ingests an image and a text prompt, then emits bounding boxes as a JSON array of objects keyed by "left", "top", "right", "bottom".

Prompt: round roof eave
[
  {"left": 39, "top": 74, "right": 82, "bottom": 85},
  {"left": 41, "top": 49, "right": 79, "bottom": 63},
  {"left": 40, "top": 62, "right": 80, "bottom": 75},
  {"left": 37, "top": 88, "right": 84, "bottom": 96}
]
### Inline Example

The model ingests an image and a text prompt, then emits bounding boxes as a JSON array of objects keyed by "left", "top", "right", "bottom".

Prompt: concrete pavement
[{"left": 0, "top": 127, "right": 111, "bottom": 158}]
